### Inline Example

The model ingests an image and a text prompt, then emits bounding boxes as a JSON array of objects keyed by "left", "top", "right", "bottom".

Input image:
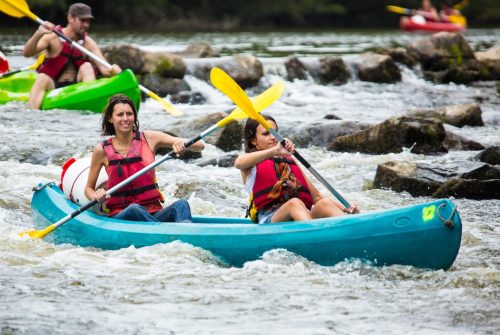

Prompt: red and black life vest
[
  {"left": 248, "top": 156, "right": 313, "bottom": 222},
  {"left": 102, "top": 131, "right": 164, "bottom": 216},
  {"left": 37, "top": 26, "right": 91, "bottom": 81}
]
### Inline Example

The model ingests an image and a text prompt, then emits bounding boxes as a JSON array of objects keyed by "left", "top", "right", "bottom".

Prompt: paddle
[
  {"left": 19, "top": 81, "right": 285, "bottom": 239},
  {"left": 453, "top": 0, "right": 469, "bottom": 11},
  {"left": 210, "top": 67, "right": 352, "bottom": 209},
  {"left": 0, "top": 0, "right": 182, "bottom": 116},
  {"left": 0, "top": 53, "right": 45, "bottom": 78},
  {"left": 386, "top": 5, "right": 466, "bottom": 26}
]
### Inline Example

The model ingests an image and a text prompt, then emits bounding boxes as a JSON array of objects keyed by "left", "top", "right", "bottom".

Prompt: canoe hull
[
  {"left": 0, "top": 69, "right": 140, "bottom": 112},
  {"left": 31, "top": 183, "right": 462, "bottom": 269},
  {"left": 400, "top": 17, "right": 465, "bottom": 33}
]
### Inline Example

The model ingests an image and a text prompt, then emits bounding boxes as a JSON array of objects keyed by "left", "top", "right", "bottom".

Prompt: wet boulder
[
  {"left": 407, "top": 32, "right": 489, "bottom": 84},
  {"left": 139, "top": 75, "right": 190, "bottom": 97},
  {"left": 177, "top": 43, "right": 219, "bottom": 58},
  {"left": 198, "top": 153, "right": 238, "bottom": 168},
  {"left": 433, "top": 178, "right": 500, "bottom": 199},
  {"left": 408, "top": 103, "right": 484, "bottom": 127},
  {"left": 376, "top": 47, "right": 417, "bottom": 68},
  {"left": 329, "top": 116, "right": 447, "bottom": 154},
  {"left": 317, "top": 56, "right": 350, "bottom": 85},
  {"left": 190, "top": 55, "right": 263, "bottom": 88},
  {"left": 142, "top": 52, "right": 186, "bottom": 78},
  {"left": 169, "top": 91, "right": 206, "bottom": 105},
  {"left": 285, "top": 57, "right": 308, "bottom": 81},
  {"left": 373, "top": 161, "right": 443, "bottom": 197},
  {"left": 285, "top": 120, "right": 371, "bottom": 148},
  {"left": 443, "top": 131, "right": 485, "bottom": 151},
  {"left": 351, "top": 53, "right": 401, "bottom": 83},
  {"left": 374, "top": 160, "right": 500, "bottom": 199},
  {"left": 102, "top": 43, "right": 144, "bottom": 74},
  {"left": 475, "top": 44, "right": 500, "bottom": 80},
  {"left": 474, "top": 146, "right": 500, "bottom": 165}
]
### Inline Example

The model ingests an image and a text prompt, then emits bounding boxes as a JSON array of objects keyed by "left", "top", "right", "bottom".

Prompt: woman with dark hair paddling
[
  {"left": 234, "top": 114, "right": 358, "bottom": 224},
  {"left": 85, "top": 94, "right": 204, "bottom": 222}
]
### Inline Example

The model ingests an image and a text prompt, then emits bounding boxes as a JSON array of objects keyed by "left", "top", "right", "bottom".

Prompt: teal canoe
[
  {"left": 31, "top": 183, "right": 462, "bottom": 269},
  {"left": 0, "top": 69, "right": 140, "bottom": 112}
]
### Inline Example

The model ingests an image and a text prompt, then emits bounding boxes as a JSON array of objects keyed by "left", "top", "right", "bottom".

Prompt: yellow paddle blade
[
  {"left": 454, "top": 0, "right": 468, "bottom": 10},
  {"left": 141, "top": 86, "right": 183, "bottom": 116},
  {"left": 217, "top": 81, "right": 285, "bottom": 128},
  {"left": 30, "top": 53, "right": 45, "bottom": 69},
  {"left": 386, "top": 5, "right": 410, "bottom": 15},
  {"left": 448, "top": 15, "right": 467, "bottom": 26},
  {"left": 210, "top": 67, "right": 272, "bottom": 131},
  {"left": 18, "top": 224, "right": 54, "bottom": 239},
  {"left": 0, "top": 0, "right": 38, "bottom": 21}
]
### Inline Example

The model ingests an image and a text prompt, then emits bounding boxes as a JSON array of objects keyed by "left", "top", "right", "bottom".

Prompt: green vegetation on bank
[{"left": 2, "top": 0, "right": 499, "bottom": 30}]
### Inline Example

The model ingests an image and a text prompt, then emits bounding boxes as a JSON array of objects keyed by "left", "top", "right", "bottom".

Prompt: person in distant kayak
[
  {"left": 85, "top": 94, "right": 204, "bottom": 223},
  {"left": 439, "top": 1, "right": 462, "bottom": 23},
  {"left": 415, "top": 0, "right": 440, "bottom": 21},
  {"left": 23, "top": 3, "right": 121, "bottom": 109},
  {"left": 234, "top": 114, "right": 358, "bottom": 224}
]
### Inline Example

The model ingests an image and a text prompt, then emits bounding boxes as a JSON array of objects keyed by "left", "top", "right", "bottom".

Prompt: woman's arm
[
  {"left": 84, "top": 36, "right": 122, "bottom": 76},
  {"left": 144, "top": 130, "right": 205, "bottom": 155},
  {"left": 234, "top": 139, "right": 295, "bottom": 171},
  {"left": 84, "top": 144, "right": 107, "bottom": 202}
]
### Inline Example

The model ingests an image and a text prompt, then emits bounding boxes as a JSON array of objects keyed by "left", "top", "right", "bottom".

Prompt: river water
[{"left": 0, "top": 29, "right": 499, "bottom": 334}]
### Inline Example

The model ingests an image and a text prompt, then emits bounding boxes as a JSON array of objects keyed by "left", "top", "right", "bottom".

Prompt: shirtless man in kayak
[{"left": 23, "top": 3, "right": 121, "bottom": 109}]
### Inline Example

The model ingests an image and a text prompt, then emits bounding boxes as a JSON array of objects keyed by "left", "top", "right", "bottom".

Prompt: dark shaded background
[{"left": 1, "top": 0, "right": 499, "bottom": 30}]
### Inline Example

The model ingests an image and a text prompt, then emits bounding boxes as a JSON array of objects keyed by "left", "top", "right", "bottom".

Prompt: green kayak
[{"left": 0, "top": 69, "right": 140, "bottom": 112}]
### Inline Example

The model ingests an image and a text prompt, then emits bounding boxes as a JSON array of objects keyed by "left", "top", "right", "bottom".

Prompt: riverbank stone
[
  {"left": 329, "top": 116, "right": 447, "bottom": 154},
  {"left": 351, "top": 53, "right": 401, "bottom": 83},
  {"left": 408, "top": 103, "right": 484, "bottom": 127},
  {"left": 407, "top": 32, "right": 489, "bottom": 84}
]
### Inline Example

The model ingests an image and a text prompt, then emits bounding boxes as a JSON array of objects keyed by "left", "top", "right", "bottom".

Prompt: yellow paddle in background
[
  {"left": 0, "top": 52, "right": 45, "bottom": 78},
  {"left": 386, "top": 5, "right": 467, "bottom": 26},
  {"left": 0, "top": 0, "right": 182, "bottom": 116},
  {"left": 210, "top": 67, "right": 352, "bottom": 210},
  {"left": 19, "top": 81, "right": 284, "bottom": 238}
]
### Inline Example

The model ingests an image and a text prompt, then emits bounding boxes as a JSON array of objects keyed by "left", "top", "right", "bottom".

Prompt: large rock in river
[
  {"left": 190, "top": 55, "right": 263, "bottom": 88},
  {"left": 329, "top": 116, "right": 447, "bottom": 154},
  {"left": 374, "top": 160, "right": 500, "bottom": 199},
  {"left": 407, "top": 32, "right": 489, "bottom": 84},
  {"left": 475, "top": 44, "right": 500, "bottom": 80},
  {"left": 351, "top": 53, "right": 401, "bottom": 83},
  {"left": 408, "top": 103, "right": 484, "bottom": 127}
]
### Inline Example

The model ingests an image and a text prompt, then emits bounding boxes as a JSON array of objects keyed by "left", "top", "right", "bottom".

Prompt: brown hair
[
  {"left": 243, "top": 114, "right": 277, "bottom": 153},
  {"left": 101, "top": 94, "right": 139, "bottom": 136}
]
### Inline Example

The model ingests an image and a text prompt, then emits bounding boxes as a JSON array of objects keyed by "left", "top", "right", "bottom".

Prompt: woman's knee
[
  {"left": 287, "top": 197, "right": 307, "bottom": 209},
  {"left": 34, "top": 73, "right": 54, "bottom": 89}
]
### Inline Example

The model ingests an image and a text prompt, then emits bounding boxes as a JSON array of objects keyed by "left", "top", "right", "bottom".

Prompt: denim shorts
[{"left": 257, "top": 207, "right": 279, "bottom": 224}]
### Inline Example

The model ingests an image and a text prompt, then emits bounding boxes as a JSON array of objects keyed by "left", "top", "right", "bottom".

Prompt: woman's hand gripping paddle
[
  {"left": 210, "top": 67, "right": 353, "bottom": 210},
  {"left": 19, "top": 81, "right": 285, "bottom": 238},
  {"left": 0, "top": 0, "right": 183, "bottom": 116}
]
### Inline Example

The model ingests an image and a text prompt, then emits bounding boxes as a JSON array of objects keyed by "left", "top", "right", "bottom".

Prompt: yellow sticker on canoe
[{"left": 422, "top": 205, "right": 436, "bottom": 222}]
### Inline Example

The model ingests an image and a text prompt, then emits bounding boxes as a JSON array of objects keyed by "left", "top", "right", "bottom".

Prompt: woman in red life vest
[
  {"left": 85, "top": 94, "right": 204, "bottom": 222},
  {"left": 22, "top": 3, "right": 121, "bottom": 109},
  {"left": 234, "top": 114, "right": 358, "bottom": 224}
]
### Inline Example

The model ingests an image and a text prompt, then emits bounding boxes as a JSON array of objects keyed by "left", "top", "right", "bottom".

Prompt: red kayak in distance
[{"left": 400, "top": 15, "right": 465, "bottom": 33}]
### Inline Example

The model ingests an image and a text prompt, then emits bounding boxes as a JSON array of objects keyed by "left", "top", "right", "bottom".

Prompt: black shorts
[{"left": 55, "top": 80, "right": 76, "bottom": 88}]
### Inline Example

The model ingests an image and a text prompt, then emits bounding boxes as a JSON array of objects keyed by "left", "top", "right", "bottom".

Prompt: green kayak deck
[{"left": 0, "top": 69, "right": 140, "bottom": 112}]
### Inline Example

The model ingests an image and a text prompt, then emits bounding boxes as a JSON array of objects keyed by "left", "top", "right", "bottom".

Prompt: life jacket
[
  {"left": 102, "top": 131, "right": 164, "bottom": 216},
  {"left": 37, "top": 26, "right": 92, "bottom": 81},
  {"left": 247, "top": 156, "right": 313, "bottom": 223}
]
